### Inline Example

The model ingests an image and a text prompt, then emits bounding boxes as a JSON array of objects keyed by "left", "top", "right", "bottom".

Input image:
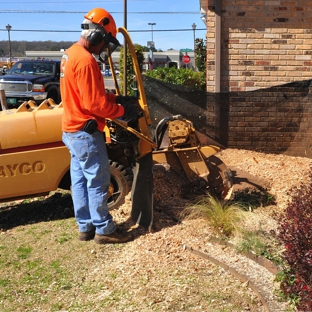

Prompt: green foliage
[
  {"left": 118, "top": 44, "right": 144, "bottom": 95},
  {"left": 236, "top": 232, "right": 267, "bottom": 255},
  {"left": 180, "top": 194, "right": 248, "bottom": 237},
  {"left": 275, "top": 270, "right": 301, "bottom": 308},
  {"left": 195, "top": 38, "right": 206, "bottom": 72},
  {"left": 236, "top": 230, "right": 283, "bottom": 265},
  {"left": 145, "top": 67, "right": 206, "bottom": 90},
  {"left": 56, "top": 232, "right": 73, "bottom": 244},
  {"left": 17, "top": 245, "right": 32, "bottom": 259}
]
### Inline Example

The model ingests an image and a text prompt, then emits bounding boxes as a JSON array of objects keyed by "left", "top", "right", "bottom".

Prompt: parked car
[
  {"left": 101, "top": 69, "right": 112, "bottom": 77},
  {"left": 0, "top": 59, "right": 61, "bottom": 108},
  {"left": 101, "top": 68, "right": 120, "bottom": 77}
]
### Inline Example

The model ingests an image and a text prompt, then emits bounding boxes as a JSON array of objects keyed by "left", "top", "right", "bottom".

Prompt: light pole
[
  {"left": 6, "top": 24, "right": 12, "bottom": 68},
  {"left": 148, "top": 23, "right": 156, "bottom": 70},
  {"left": 148, "top": 22, "right": 156, "bottom": 47},
  {"left": 192, "top": 23, "right": 196, "bottom": 71}
]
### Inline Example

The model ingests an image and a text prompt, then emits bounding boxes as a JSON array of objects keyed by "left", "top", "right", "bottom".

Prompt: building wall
[
  {"left": 225, "top": 82, "right": 312, "bottom": 157},
  {"left": 203, "top": 0, "right": 312, "bottom": 92},
  {"left": 144, "top": 76, "right": 312, "bottom": 158}
]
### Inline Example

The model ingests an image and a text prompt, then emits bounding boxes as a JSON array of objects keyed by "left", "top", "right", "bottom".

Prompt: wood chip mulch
[{"left": 109, "top": 148, "right": 312, "bottom": 311}]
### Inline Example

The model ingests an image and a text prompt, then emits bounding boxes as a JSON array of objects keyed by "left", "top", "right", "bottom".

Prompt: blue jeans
[{"left": 62, "top": 130, "right": 116, "bottom": 235}]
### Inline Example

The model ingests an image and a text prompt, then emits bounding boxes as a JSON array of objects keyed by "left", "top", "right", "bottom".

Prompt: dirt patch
[{"left": 230, "top": 166, "right": 271, "bottom": 192}]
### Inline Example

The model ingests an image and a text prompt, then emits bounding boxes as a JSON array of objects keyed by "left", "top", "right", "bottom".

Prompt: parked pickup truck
[{"left": 0, "top": 59, "right": 61, "bottom": 108}]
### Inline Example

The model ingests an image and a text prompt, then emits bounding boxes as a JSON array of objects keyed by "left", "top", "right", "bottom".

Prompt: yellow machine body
[{"left": 0, "top": 100, "right": 70, "bottom": 202}]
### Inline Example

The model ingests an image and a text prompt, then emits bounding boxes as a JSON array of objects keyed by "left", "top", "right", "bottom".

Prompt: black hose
[{"left": 154, "top": 116, "right": 171, "bottom": 150}]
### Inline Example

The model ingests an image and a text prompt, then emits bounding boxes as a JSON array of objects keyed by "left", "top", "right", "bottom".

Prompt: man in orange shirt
[{"left": 61, "top": 8, "right": 133, "bottom": 244}]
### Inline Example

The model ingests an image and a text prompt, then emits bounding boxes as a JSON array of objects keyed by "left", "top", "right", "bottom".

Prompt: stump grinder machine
[{"left": 0, "top": 28, "right": 232, "bottom": 230}]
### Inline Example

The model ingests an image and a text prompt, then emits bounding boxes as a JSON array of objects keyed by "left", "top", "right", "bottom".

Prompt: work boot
[
  {"left": 94, "top": 228, "right": 133, "bottom": 244},
  {"left": 79, "top": 228, "right": 95, "bottom": 241}
]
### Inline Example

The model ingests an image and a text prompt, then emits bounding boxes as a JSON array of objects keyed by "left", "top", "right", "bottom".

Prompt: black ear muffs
[
  {"left": 81, "top": 23, "right": 108, "bottom": 46},
  {"left": 88, "top": 29, "right": 105, "bottom": 46}
]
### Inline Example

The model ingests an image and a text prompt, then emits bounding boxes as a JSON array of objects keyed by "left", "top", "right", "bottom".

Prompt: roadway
[{"left": 103, "top": 76, "right": 119, "bottom": 91}]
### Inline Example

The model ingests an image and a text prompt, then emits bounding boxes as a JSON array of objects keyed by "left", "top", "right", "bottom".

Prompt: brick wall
[
  {"left": 144, "top": 76, "right": 312, "bottom": 158},
  {"left": 216, "top": 80, "right": 312, "bottom": 157},
  {"left": 205, "top": 0, "right": 312, "bottom": 92}
]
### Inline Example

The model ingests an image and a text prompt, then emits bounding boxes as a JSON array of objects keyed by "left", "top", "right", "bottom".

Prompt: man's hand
[
  {"left": 116, "top": 96, "right": 142, "bottom": 120},
  {"left": 116, "top": 95, "right": 138, "bottom": 105}
]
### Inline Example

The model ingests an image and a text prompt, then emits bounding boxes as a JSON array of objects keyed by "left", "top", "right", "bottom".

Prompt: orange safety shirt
[{"left": 60, "top": 43, "right": 124, "bottom": 132}]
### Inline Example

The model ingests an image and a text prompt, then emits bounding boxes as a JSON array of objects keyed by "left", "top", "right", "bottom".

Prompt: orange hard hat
[{"left": 84, "top": 8, "right": 117, "bottom": 39}]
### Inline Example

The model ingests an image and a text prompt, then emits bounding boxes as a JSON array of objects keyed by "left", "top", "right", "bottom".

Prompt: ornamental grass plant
[{"left": 180, "top": 193, "right": 249, "bottom": 237}]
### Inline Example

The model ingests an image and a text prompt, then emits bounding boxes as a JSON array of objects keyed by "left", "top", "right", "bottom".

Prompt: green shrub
[{"left": 145, "top": 67, "right": 206, "bottom": 90}]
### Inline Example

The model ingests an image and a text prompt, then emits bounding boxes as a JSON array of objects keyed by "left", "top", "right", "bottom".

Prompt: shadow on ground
[
  {"left": 0, "top": 192, "right": 74, "bottom": 231},
  {"left": 0, "top": 166, "right": 275, "bottom": 233}
]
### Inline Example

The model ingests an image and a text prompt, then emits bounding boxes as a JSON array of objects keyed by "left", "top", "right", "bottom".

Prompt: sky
[{"left": 0, "top": 0, "right": 206, "bottom": 51}]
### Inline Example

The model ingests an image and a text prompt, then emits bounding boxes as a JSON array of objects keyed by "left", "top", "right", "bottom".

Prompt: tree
[
  {"left": 195, "top": 38, "right": 206, "bottom": 73},
  {"left": 141, "top": 46, "right": 150, "bottom": 52},
  {"left": 118, "top": 43, "right": 145, "bottom": 95}
]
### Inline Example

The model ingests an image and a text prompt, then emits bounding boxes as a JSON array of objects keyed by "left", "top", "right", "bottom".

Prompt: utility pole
[
  {"left": 148, "top": 23, "right": 156, "bottom": 70},
  {"left": 6, "top": 24, "right": 12, "bottom": 68},
  {"left": 192, "top": 23, "right": 196, "bottom": 71}
]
